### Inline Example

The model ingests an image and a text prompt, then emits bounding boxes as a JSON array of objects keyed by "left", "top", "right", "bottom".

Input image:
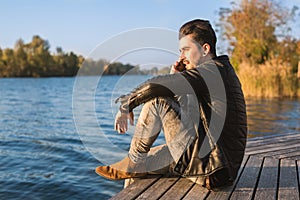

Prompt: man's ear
[{"left": 202, "top": 43, "right": 210, "bottom": 56}]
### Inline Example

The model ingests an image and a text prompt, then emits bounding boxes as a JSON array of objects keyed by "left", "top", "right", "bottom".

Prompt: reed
[{"left": 237, "top": 60, "right": 299, "bottom": 98}]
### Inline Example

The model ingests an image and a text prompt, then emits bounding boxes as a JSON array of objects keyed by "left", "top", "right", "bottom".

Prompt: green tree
[
  {"left": 63, "top": 52, "right": 80, "bottom": 76},
  {"left": 104, "top": 62, "right": 135, "bottom": 75},
  {"left": 26, "top": 35, "right": 54, "bottom": 76},
  {"left": 52, "top": 47, "right": 65, "bottom": 76},
  {"left": 14, "top": 39, "right": 29, "bottom": 76},
  {"left": 0, "top": 47, "right": 4, "bottom": 76},
  {"left": 0, "top": 35, "right": 143, "bottom": 77},
  {"left": 56, "top": 47, "right": 63, "bottom": 56},
  {"left": 79, "top": 58, "right": 108, "bottom": 76},
  {"left": 2, "top": 49, "right": 16, "bottom": 77}
]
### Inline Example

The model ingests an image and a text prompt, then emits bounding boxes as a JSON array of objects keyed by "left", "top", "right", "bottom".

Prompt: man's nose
[{"left": 179, "top": 53, "right": 186, "bottom": 60}]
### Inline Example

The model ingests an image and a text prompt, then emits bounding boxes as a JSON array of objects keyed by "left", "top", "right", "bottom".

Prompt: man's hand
[
  {"left": 170, "top": 59, "right": 190, "bottom": 74},
  {"left": 114, "top": 111, "right": 134, "bottom": 134},
  {"left": 170, "top": 60, "right": 182, "bottom": 74},
  {"left": 170, "top": 63, "right": 179, "bottom": 74}
]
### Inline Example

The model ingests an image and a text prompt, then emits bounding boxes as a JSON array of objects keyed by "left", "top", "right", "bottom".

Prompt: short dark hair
[{"left": 179, "top": 19, "right": 217, "bottom": 56}]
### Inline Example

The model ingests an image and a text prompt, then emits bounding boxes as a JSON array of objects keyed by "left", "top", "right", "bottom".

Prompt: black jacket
[{"left": 117, "top": 55, "right": 247, "bottom": 186}]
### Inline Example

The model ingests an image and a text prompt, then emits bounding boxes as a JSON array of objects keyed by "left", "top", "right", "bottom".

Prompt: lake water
[{"left": 0, "top": 76, "right": 299, "bottom": 199}]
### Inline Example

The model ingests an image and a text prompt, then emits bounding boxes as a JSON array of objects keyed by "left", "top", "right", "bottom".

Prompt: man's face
[{"left": 179, "top": 35, "right": 204, "bottom": 69}]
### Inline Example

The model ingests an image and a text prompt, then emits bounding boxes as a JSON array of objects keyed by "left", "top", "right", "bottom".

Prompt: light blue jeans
[{"left": 128, "top": 96, "right": 197, "bottom": 174}]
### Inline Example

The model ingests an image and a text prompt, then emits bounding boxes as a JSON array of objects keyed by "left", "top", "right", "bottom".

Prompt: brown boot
[
  {"left": 95, "top": 156, "right": 147, "bottom": 180},
  {"left": 95, "top": 165, "right": 147, "bottom": 180}
]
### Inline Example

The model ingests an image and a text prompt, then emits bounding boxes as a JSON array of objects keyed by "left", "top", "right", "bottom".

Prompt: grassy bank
[{"left": 237, "top": 60, "right": 299, "bottom": 98}]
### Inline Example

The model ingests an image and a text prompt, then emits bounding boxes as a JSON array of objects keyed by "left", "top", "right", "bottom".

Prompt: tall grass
[{"left": 237, "top": 60, "right": 299, "bottom": 98}]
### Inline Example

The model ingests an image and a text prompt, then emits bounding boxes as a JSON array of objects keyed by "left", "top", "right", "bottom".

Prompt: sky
[{"left": 1, "top": 0, "right": 299, "bottom": 66}]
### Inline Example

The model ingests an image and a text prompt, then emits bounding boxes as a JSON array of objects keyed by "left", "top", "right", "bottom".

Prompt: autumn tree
[
  {"left": 218, "top": 0, "right": 299, "bottom": 68},
  {"left": 276, "top": 37, "right": 300, "bottom": 73}
]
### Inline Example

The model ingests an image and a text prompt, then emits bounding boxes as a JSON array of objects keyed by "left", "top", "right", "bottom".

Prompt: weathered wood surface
[{"left": 110, "top": 132, "right": 300, "bottom": 200}]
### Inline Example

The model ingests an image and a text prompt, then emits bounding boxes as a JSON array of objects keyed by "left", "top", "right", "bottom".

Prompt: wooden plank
[
  {"left": 245, "top": 145, "right": 300, "bottom": 155},
  {"left": 247, "top": 132, "right": 299, "bottom": 141},
  {"left": 246, "top": 138, "right": 300, "bottom": 149},
  {"left": 278, "top": 159, "right": 299, "bottom": 200},
  {"left": 135, "top": 177, "right": 179, "bottom": 200},
  {"left": 182, "top": 182, "right": 210, "bottom": 200},
  {"left": 246, "top": 139, "right": 300, "bottom": 151},
  {"left": 205, "top": 156, "right": 249, "bottom": 200},
  {"left": 254, "top": 157, "right": 279, "bottom": 199},
  {"left": 230, "top": 155, "right": 263, "bottom": 200},
  {"left": 250, "top": 148, "right": 300, "bottom": 161},
  {"left": 246, "top": 138, "right": 300, "bottom": 151},
  {"left": 288, "top": 155, "right": 300, "bottom": 160},
  {"left": 245, "top": 142, "right": 300, "bottom": 155},
  {"left": 254, "top": 148, "right": 299, "bottom": 157},
  {"left": 110, "top": 177, "right": 160, "bottom": 200},
  {"left": 246, "top": 132, "right": 300, "bottom": 146},
  {"left": 159, "top": 178, "right": 195, "bottom": 200},
  {"left": 278, "top": 149, "right": 300, "bottom": 159}
]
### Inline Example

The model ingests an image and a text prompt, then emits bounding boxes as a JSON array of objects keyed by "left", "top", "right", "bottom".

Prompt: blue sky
[{"left": 0, "top": 0, "right": 299, "bottom": 65}]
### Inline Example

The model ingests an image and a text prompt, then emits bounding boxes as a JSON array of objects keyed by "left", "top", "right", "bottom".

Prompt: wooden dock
[{"left": 110, "top": 132, "right": 300, "bottom": 200}]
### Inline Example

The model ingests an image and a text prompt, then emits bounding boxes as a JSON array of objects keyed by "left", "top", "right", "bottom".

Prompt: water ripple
[{"left": 0, "top": 77, "right": 299, "bottom": 199}]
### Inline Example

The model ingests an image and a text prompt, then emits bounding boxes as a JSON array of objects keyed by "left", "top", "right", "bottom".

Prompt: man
[{"left": 96, "top": 19, "right": 247, "bottom": 190}]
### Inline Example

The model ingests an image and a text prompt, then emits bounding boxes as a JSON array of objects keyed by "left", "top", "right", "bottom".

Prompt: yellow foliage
[{"left": 238, "top": 60, "right": 299, "bottom": 98}]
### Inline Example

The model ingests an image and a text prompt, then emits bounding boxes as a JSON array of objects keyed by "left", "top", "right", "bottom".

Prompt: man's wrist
[{"left": 119, "top": 104, "right": 129, "bottom": 113}]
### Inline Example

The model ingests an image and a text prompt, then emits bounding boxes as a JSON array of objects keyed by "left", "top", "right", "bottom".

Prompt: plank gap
[
  {"left": 136, "top": 177, "right": 179, "bottom": 200},
  {"left": 227, "top": 155, "right": 251, "bottom": 199},
  {"left": 110, "top": 176, "right": 161, "bottom": 200},
  {"left": 229, "top": 155, "right": 264, "bottom": 199},
  {"left": 180, "top": 182, "right": 196, "bottom": 200},
  {"left": 156, "top": 177, "right": 181, "bottom": 199},
  {"left": 296, "top": 160, "right": 300, "bottom": 200},
  {"left": 253, "top": 157, "right": 279, "bottom": 199},
  {"left": 250, "top": 156, "right": 265, "bottom": 199},
  {"left": 275, "top": 158, "right": 281, "bottom": 200},
  {"left": 278, "top": 159, "right": 298, "bottom": 199}
]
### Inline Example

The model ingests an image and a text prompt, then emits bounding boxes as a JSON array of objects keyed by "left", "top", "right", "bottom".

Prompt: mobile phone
[{"left": 175, "top": 60, "right": 186, "bottom": 72}]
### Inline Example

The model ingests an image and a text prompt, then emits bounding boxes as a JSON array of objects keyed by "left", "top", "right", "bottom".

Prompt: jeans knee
[{"left": 145, "top": 97, "right": 180, "bottom": 114}]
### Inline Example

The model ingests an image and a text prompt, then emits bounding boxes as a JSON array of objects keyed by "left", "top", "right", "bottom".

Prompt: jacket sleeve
[{"left": 116, "top": 68, "right": 207, "bottom": 112}]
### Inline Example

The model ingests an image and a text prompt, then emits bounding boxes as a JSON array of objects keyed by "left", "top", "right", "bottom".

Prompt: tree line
[
  {"left": 0, "top": 36, "right": 80, "bottom": 77},
  {"left": 1, "top": 0, "right": 299, "bottom": 97},
  {"left": 0, "top": 35, "right": 142, "bottom": 77}
]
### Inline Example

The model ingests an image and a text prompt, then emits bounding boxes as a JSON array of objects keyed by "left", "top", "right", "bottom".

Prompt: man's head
[{"left": 178, "top": 19, "right": 217, "bottom": 69}]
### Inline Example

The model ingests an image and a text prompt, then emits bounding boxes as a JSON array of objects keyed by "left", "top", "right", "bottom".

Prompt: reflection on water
[{"left": 246, "top": 98, "right": 300, "bottom": 138}]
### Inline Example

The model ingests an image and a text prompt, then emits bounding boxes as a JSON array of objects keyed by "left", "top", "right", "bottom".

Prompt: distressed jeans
[{"left": 128, "top": 96, "right": 198, "bottom": 174}]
